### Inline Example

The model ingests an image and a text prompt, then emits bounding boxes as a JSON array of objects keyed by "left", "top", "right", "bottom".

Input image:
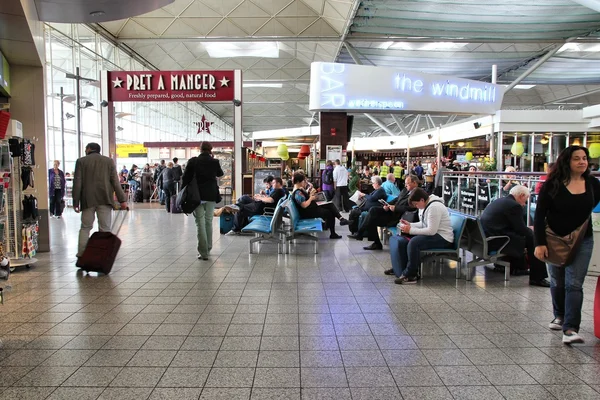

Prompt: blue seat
[
  {"left": 284, "top": 196, "right": 323, "bottom": 254},
  {"left": 241, "top": 196, "right": 288, "bottom": 254},
  {"left": 419, "top": 213, "right": 468, "bottom": 279}
]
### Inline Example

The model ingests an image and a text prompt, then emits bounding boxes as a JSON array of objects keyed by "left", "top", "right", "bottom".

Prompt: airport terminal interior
[{"left": 1, "top": 0, "right": 600, "bottom": 399}]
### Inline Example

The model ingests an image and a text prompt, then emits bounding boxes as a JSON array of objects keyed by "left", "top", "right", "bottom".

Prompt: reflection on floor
[{"left": 0, "top": 205, "right": 599, "bottom": 400}]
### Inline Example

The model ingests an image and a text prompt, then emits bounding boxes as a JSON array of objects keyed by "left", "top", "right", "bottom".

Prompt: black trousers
[
  {"left": 300, "top": 203, "right": 341, "bottom": 235},
  {"left": 50, "top": 189, "right": 63, "bottom": 216},
  {"left": 491, "top": 229, "right": 548, "bottom": 281},
  {"left": 334, "top": 186, "right": 351, "bottom": 212},
  {"left": 357, "top": 207, "right": 401, "bottom": 245},
  {"left": 163, "top": 182, "right": 176, "bottom": 212},
  {"left": 233, "top": 201, "right": 264, "bottom": 231}
]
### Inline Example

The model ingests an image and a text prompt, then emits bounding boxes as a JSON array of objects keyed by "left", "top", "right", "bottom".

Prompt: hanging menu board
[{"left": 252, "top": 167, "right": 281, "bottom": 196}]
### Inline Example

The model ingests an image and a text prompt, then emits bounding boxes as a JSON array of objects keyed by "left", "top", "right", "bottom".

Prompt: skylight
[
  {"left": 243, "top": 83, "right": 283, "bottom": 88},
  {"left": 204, "top": 42, "right": 279, "bottom": 58}
]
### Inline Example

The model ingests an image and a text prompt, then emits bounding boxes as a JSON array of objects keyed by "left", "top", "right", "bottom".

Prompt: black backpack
[{"left": 323, "top": 169, "right": 334, "bottom": 185}]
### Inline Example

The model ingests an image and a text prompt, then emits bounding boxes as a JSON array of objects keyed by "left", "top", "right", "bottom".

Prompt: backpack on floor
[{"left": 220, "top": 213, "right": 234, "bottom": 234}]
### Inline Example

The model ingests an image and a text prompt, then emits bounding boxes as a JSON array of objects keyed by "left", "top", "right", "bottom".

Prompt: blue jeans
[
  {"left": 390, "top": 234, "right": 453, "bottom": 278},
  {"left": 128, "top": 180, "right": 139, "bottom": 192},
  {"left": 547, "top": 236, "right": 593, "bottom": 333}
]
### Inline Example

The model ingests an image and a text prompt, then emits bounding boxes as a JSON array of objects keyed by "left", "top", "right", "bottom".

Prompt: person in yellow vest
[
  {"left": 380, "top": 162, "right": 389, "bottom": 182},
  {"left": 394, "top": 161, "right": 404, "bottom": 190}
]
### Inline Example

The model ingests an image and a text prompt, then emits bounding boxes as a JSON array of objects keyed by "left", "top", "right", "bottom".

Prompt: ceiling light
[
  {"left": 243, "top": 83, "right": 283, "bottom": 88},
  {"left": 572, "top": 138, "right": 582, "bottom": 146},
  {"left": 378, "top": 41, "right": 394, "bottom": 50},
  {"left": 420, "top": 42, "right": 467, "bottom": 51},
  {"left": 204, "top": 42, "right": 279, "bottom": 58},
  {"left": 458, "top": 142, "right": 465, "bottom": 147},
  {"left": 89, "top": 10, "right": 105, "bottom": 17}
]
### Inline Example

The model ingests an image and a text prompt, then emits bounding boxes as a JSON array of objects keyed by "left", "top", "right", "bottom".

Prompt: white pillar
[{"left": 234, "top": 70, "right": 243, "bottom": 198}]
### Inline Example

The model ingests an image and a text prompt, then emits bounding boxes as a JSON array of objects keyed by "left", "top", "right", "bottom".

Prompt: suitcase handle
[{"left": 111, "top": 208, "right": 129, "bottom": 236}]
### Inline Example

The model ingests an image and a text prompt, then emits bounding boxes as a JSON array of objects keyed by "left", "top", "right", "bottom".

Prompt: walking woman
[
  {"left": 48, "top": 160, "right": 66, "bottom": 218},
  {"left": 182, "top": 141, "right": 223, "bottom": 260},
  {"left": 292, "top": 172, "right": 348, "bottom": 239},
  {"left": 534, "top": 146, "right": 600, "bottom": 344}
]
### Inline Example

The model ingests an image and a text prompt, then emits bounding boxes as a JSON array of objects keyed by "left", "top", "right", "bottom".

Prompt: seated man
[
  {"left": 382, "top": 173, "right": 400, "bottom": 197},
  {"left": 229, "top": 177, "right": 287, "bottom": 233},
  {"left": 348, "top": 175, "right": 387, "bottom": 233},
  {"left": 387, "top": 188, "right": 454, "bottom": 284},
  {"left": 480, "top": 185, "right": 550, "bottom": 287},
  {"left": 348, "top": 175, "right": 419, "bottom": 250}
]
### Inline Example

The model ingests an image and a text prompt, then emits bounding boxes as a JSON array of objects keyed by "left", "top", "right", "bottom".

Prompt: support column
[
  {"left": 496, "top": 131, "right": 504, "bottom": 171},
  {"left": 234, "top": 70, "right": 243, "bottom": 198},
  {"left": 100, "top": 70, "right": 116, "bottom": 162},
  {"left": 9, "top": 66, "right": 50, "bottom": 252},
  {"left": 319, "top": 112, "right": 348, "bottom": 163}
]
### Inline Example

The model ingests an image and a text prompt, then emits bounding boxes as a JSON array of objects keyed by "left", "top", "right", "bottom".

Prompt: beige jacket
[{"left": 73, "top": 152, "right": 126, "bottom": 209}]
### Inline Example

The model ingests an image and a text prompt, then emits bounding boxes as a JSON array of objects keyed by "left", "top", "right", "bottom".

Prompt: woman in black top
[
  {"left": 292, "top": 173, "right": 348, "bottom": 239},
  {"left": 181, "top": 142, "right": 224, "bottom": 260},
  {"left": 534, "top": 146, "right": 600, "bottom": 344}
]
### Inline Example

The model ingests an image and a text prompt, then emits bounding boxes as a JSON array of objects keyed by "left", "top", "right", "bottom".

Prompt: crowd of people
[{"left": 67, "top": 144, "right": 598, "bottom": 345}]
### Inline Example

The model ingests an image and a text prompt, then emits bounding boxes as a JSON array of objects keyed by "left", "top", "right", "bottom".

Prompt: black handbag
[
  {"left": 401, "top": 210, "right": 419, "bottom": 223},
  {"left": 176, "top": 176, "right": 201, "bottom": 214}
]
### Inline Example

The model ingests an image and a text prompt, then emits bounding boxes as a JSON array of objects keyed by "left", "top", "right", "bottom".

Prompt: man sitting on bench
[
  {"left": 347, "top": 175, "right": 420, "bottom": 250},
  {"left": 228, "top": 177, "right": 287, "bottom": 234},
  {"left": 386, "top": 188, "right": 454, "bottom": 284},
  {"left": 479, "top": 185, "right": 550, "bottom": 287}
]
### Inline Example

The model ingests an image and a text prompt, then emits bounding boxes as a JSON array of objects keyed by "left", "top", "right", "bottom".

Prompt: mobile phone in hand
[{"left": 378, "top": 199, "right": 389, "bottom": 206}]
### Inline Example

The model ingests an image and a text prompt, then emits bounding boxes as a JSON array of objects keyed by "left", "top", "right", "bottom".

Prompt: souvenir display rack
[{"left": 4, "top": 138, "right": 37, "bottom": 270}]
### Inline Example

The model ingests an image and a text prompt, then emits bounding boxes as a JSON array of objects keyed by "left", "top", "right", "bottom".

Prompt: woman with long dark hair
[
  {"left": 534, "top": 146, "right": 600, "bottom": 344},
  {"left": 292, "top": 173, "right": 348, "bottom": 239}
]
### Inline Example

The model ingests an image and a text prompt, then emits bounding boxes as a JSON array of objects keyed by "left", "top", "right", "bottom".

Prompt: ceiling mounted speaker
[
  {"left": 35, "top": 0, "right": 175, "bottom": 23},
  {"left": 473, "top": 122, "right": 481, "bottom": 129}
]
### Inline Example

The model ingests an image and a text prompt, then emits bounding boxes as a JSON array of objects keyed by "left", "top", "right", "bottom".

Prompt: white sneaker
[
  {"left": 562, "top": 331, "right": 584, "bottom": 344},
  {"left": 549, "top": 318, "right": 563, "bottom": 330}
]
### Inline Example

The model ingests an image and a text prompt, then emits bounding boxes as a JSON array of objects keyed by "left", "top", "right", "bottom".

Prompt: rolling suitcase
[
  {"left": 76, "top": 209, "right": 128, "bottom": 275},
  {"left": 220, "top": 213, "right": 234, "bottom": 234}
]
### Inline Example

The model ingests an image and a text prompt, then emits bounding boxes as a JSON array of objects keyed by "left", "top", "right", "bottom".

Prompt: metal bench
[
  {"left": 241, "top": 196, "right": 288, "bottom": 254},
  {"left": 284, "top": 197, "right": 324, "bottom": 254},
  {"left": 463, "top": 217, "right": 511, "bottom": 281}
]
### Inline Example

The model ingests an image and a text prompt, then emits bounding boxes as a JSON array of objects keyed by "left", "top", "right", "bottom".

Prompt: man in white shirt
[{"left": 333, "top": 159, "right": 351, "bottom": 212}]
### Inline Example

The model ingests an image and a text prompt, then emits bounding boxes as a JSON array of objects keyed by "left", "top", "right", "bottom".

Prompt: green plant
[{"left": 479, "top": 156, "right": 497, "bottom": 171}]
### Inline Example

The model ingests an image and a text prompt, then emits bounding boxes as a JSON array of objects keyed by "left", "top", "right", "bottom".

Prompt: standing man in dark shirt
[
  {"left": 172, "top": 157, "right": 183, "bottom": 186},
  {"left": 480, "top": 185, "right": 549, "bottom": 287}
]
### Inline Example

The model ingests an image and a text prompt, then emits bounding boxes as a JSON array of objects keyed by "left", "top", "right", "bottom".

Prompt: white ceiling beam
[
  {"left": 364, "top": 114, "right": 395, "bottom": 136},
  {"left": 542, "top": 87, "right": 600, "bottom": 105},
  {"left": 504, "top": 43, "right": 564, "bottom": 92},
  {"left": 390, "top": 114, "right": 407, "bottom": 135},
  {"left": 570, "top": 0, "right": 600, "bottom": 13}
]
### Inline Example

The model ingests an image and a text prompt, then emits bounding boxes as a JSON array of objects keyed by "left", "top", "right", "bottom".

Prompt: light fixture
[
  {"left": 457, "top": 142, "right": 465, "bottom": 147},
  {"left": 572, "top": 138, "right": 582, "bottom": 146},
  {"left": 116, "top": 126, "right": 124, "bottom": 131},
  {"left": 243, "top": 83, "right": 283, "bottom": 88},
  {"left": 65, "top": 113, "right": 75, "bottom": 120},
  {"left": 89, "top": 10, "right": 105, "bottom": 17},
  {"left": 540, "top": 137, "right": 549, "bottom": 145},
  {"left": 100, "top": 100, "right": 109, "bottom": 107},
  {"left": 204, "top": 42, "right": 279, "bottom": 58},
  {"left": 81, "top": 100, "right": 93, "bottom": 109}
]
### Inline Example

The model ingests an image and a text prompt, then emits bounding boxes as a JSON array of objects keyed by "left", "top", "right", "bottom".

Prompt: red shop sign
[{"left": 107, "top": 70, "right": 235, "bottom": 102}]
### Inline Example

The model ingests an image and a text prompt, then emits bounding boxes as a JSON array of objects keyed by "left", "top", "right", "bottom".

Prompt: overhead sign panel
[
  {"left": 309, "top": 62, "right": 505, "bottom": 115},
  {"left": 107, "top": 70, "right": 235, "bottom": 102}
]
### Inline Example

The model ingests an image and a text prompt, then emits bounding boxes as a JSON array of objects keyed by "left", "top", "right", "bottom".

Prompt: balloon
[
  {"left": 589, "top": 143, "right": 600, "bottom": 159},
  {"left": 511, "top": 142, "right": 524, "bottom": 156}
]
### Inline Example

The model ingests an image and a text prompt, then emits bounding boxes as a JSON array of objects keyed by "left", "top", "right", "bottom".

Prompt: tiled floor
[{"left": 0, "top": 205, "right": 599, "bottom": 400}]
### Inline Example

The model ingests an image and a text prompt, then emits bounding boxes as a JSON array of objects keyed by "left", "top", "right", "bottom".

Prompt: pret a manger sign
[
  {"left": 107, "top": 70, "right": 235, "bottom": 102},
  {"left": 309, "top": 62, "right": 505, "bottom": 114}
]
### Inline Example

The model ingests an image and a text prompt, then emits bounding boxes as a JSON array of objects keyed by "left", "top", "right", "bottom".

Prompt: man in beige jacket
[{"left": 73, "top": 143, "right": 127, "bottom": 258}]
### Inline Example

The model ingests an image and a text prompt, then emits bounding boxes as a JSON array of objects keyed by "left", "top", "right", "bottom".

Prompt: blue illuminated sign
[{"left": 309, "top": 62, "right": 504, "bottom": 114}]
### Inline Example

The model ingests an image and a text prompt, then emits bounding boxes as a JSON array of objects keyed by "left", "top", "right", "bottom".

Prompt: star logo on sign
[
  {"left": 196, "top": 115, "right": 212, "bottom": 135},
  {"left": 112, "top": 77, "right": 123, "bottom": 88},
  {"left": 219, "top": 76, "right": 230, "bottom": 87}
]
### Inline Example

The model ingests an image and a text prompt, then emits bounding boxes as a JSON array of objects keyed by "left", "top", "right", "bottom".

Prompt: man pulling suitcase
[{"left": 73, "top": 142, "right": 128, "bottom": 272}]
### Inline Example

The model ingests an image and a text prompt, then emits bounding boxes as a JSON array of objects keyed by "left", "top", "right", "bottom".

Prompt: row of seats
[
  {"left": 240, "top": 194, "right": 325, "bottom": 254},
  {"left": 384, "top": 212, "right": 512, "bottom": 281}
]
